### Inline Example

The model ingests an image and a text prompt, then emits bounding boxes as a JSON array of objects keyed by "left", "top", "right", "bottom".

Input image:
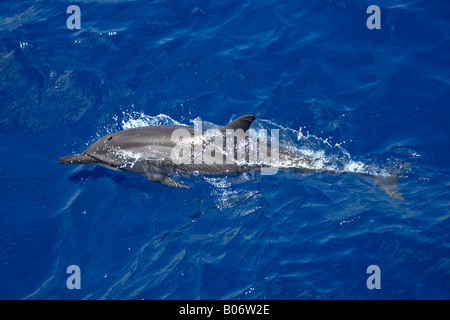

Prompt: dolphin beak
[{"left": 59, "top": 153, "right": 98, "bottom": 164}]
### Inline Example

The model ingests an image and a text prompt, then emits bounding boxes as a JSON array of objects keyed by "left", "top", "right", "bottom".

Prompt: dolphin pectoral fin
[
  {"left": 141, "top": 173, "right": 190, "bottom": 189},
  {"left": 220, "top": 115, "right": 256, "bottom": 133}
]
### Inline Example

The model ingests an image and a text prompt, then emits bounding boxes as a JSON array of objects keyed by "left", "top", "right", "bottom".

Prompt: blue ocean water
[{"left": 0, "top": 0, "right": 449, "bottom": 300}]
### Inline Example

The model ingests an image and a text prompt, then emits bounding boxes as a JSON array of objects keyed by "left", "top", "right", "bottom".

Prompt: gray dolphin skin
[
  {"left": 60, "top": 115, "right": 264, "bottom": 188},
  {"left": 59, "top": 114, "right": 403, "bottom": 199}
]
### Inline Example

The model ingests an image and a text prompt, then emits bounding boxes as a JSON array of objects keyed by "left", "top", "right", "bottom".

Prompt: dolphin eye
[{"left": 107, "top": 136, "right": 113, "bottom": 141}]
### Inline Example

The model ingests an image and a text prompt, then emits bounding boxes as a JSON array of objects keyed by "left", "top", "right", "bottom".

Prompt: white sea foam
[
  {"left": 106, "top": 112, "right": 393, "bottom": 177},
  {"left": 120, "top": 111, "right": 185, "bottom": 129}
]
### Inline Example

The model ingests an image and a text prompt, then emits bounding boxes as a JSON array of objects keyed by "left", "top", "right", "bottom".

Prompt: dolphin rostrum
[{"left": 59, "top": 115, "right": 403, "bottom": 199}]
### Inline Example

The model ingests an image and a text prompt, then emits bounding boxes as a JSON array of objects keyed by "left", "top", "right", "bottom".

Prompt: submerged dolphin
[{"left": 59, "top": 115, "right": 403, "bottom": 199}]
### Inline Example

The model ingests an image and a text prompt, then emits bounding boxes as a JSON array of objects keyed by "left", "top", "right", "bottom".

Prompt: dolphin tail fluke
[{"left": 141, "top": 173, "right": 190, "bottom": 189}]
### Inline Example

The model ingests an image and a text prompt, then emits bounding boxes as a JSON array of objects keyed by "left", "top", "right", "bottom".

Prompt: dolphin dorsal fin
[{"left": 220, "top": 115, "right": 256, "bottom": 133}]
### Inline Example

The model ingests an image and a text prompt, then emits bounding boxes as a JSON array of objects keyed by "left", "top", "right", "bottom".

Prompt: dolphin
[
  {"left": 59, "top": 115, "right": 403, "bottom": 199},
  {"left": 60, "top": 115, "right": 263, "bottom": 188}
]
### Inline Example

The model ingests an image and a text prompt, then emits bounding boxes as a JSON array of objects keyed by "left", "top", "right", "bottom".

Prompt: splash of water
[
  {"left": 256, "top": 118, "right": 404, "bottom": 177},
  {"left": 119, "top": 111, "right": 186, "bottom": 129},
  {"left": 100, "top": 112, "right": 403, "bottom": 178}
]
